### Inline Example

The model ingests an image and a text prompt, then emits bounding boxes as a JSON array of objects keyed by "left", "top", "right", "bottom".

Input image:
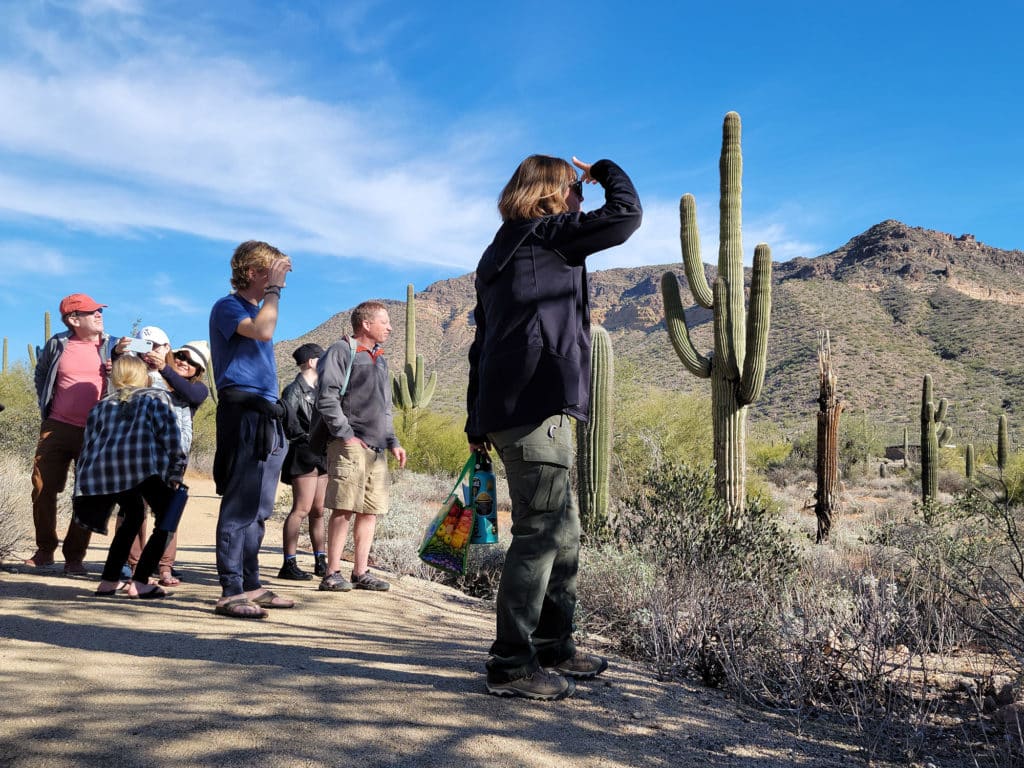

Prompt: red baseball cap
[{"left": 59, "top": 293, "right": 107, "bottom": 316}]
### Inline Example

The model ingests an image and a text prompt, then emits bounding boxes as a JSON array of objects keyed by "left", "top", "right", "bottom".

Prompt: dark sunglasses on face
[
  {"left": 72, "top": 308, "right": 103, "bottom": 317},
  {"left": 569, "top": 179, "right": 584, "bottom": 201},
  {"left": 173, "top": 351, "right": 196, "bottom": 366}
]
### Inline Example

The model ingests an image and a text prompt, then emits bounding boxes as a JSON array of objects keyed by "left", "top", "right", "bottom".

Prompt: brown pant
[
  {"left": 31, "top": 418, "right": 92, "bottom": 562},
  {"left": 127, "top": 522, "right": 177, "bottom": 574}
]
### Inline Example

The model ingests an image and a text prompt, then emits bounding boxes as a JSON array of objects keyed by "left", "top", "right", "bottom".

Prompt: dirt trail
[{"left": 1, "top": 474, "right": 867, "bottom": 767}]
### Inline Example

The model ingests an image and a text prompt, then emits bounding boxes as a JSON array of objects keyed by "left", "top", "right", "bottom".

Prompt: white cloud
[
  {"left": 0, "top": 240, "right": 75, "bottom": 282},
  {"left": 0, "top": 6, "right": 499, "bottom": 271}
]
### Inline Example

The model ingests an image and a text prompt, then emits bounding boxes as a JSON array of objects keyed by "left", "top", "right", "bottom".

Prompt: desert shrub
[
  {"left": 588, "top": 463, "right": 801, "bottom": 683},
  {"left": 748, "top": 421, "right": 793, "bottom": 472},
  {"left": 393, "top": 409, "right": 472, "bottom": 475},
  {"left": 188, "top": 398, "right": 217, "bottom": 475},
  {"left": 0, "top": 365, "right": 41, "bottom": 462},
  {"left": 840, "top": 412, "right": 886, "bottom": 478},
  {"left": 610, "top": 385, "right": 713, "bottom": 504},
  {"left": 1001, "top": 450, "right": 1024, "bottom": 504},
  {"left": 0, "top": 454, "right": 31, "bottom": 558}
]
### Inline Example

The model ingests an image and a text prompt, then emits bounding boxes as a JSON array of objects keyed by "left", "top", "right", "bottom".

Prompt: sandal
[
  {"left": 250, "top": 590, "right": 295, "bottom": 609},
  {"left": 158, "top": 570, "right": 181, "bottom": 587},
  {"left": 214, "top": 597, "right": 267, "bottom": 620},
  {"left": 129, "top": 585, "right": 168, "bottom": 600}
]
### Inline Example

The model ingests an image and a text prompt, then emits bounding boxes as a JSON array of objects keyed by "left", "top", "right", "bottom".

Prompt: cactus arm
[
  {"left": 422, "top": 370, "right": 437, "bottom": 406},
  {"left": 712, "top": 278, "right": 740, "bottom": 381},
  {"left": 661, "top": 272, "right": 711, "bottom": 378},
  {"left": 392, "top": 376, "right": 403, "bottom": 406},
  {"left": 399, "top": 370, "right": 413, "bottom": 407},
  {"left": 680, "top": 194, "right": 713, "bottom": 308},
  {"left": 935, "top": 398, "right": 948, "bottom": 424},
  {"left": 938, "top": 425, "right": 952, "bottom": 446},
  {"left": 27, "top": 344, "right": 36, "bottom": 368},
  {"left": 737, "top": 243, "right": 772, "bottom": 406}
]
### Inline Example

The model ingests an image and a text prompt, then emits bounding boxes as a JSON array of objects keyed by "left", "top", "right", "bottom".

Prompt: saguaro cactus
[
  {"left": 392, "top": 283, "right": 437, "bottom": 412},
  {"left": 31, "top": 310, "right": 52, "bottom": 369},
  {"left": 577, "top": 325, "right": 613, "bottom": 539},
  {"left": 920, "top": 375, "right": 951, "bottom": 503},
  {"left": 965, "top": 443, "right": 975, "bottom": 481},
  {"left": 2, "top": 337, "right": 7, "bottom": 373},
  {"left": 661, "top": 111, "right": 772, "bottom": 521},
  {"left": 814, "top": 330, "right": 842, "bottom": 543},
  {"left": 903, "top": 427, "right": 910, "bottom": 469},
  {"left": 998, "top": 413, "right": 1009, "bottom": 474}
]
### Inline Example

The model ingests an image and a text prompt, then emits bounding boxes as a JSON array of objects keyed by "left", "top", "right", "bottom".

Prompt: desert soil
[{"left": 1, "top": 473, "right": 892, "bottom": 767}]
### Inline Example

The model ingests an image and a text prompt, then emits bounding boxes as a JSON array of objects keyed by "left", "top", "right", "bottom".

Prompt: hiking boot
[
  {"left": 63, "top": 560, "right": 88, "bottom": 576},
  {"left": 318, "top": 572, "right": 353, "bottom": 592},
  {"left": 313, "top": 553, "right": 328, "bottom": 577},
  {"left": 545, "top": 651, "right": 608, "bottom": 680},
  {"left": 351, "top": 570, "right": 390, "bottom": 591},
  {"left": 486, "top": 669, "right": 576, "bottom": 701},
  {"left": 277, "top": 559, "right": 313, "bottom": 581},
  {"left": 25, "top": 550, "right": 55, "bottom": 568}
]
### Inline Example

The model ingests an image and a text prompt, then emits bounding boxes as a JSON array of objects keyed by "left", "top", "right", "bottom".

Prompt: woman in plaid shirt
[{"left": 72, "top": 355, "right": 186, "bottom": 599}]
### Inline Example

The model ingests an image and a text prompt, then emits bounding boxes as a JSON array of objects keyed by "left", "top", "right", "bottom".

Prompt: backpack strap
[{"left": 339, "top": 336, "right": 359, "bottom": 397}]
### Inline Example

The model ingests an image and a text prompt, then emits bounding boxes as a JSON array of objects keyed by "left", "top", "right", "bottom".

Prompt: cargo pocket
[{"left": 521, "top": 442, "right": 572, "bottom": 513}]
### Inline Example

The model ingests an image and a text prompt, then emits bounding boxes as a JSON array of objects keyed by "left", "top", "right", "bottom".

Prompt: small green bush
[
  {"left": 393, "top": 409, "right": 471, "bottom": 475},
  {"left": 0, "top": 365, "right": 40, "bottom": 462}
]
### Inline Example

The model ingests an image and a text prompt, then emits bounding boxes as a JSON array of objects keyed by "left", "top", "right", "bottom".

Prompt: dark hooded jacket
[{"left": 466, "top": 159, "right": 641, "bottom": 440}]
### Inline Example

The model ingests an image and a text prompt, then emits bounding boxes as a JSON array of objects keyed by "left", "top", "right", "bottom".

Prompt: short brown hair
[
  {"left": 497, "top": 155, "right": 578, "bottom": 222},
  {"left": 351, "top": 300, "right": 387, "bottom": 334},
  {"left": 230, "top": 240, "right": 287, "bottom": 290}
]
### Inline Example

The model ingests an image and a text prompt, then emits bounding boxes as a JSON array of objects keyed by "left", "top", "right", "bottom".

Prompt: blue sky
[{"left": 0, "top": 0, "right": 1020, "bottom": 364}]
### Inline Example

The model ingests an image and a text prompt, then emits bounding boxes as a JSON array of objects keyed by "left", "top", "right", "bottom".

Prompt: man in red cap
[{"left": 25, "top": 293, "right": 114, "bottom": 574}]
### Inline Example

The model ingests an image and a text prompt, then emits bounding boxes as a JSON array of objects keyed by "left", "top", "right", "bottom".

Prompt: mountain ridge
[{"left": 277, "top": 220, "right": 1024, "bottom": 445}]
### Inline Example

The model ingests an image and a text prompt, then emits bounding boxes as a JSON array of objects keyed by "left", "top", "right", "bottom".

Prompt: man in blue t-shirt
[{"left": 208, "top": 240, "right": 295, "bottom": 619}]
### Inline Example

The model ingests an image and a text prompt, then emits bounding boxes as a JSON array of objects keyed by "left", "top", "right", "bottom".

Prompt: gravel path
[{"left": 0, "top": 475, "right": 874, "bottom": 767}]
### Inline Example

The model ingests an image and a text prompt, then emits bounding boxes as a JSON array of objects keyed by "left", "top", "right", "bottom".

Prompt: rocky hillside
[{"left": 277, "top": 220, "right": 1024, "bottom": 445}]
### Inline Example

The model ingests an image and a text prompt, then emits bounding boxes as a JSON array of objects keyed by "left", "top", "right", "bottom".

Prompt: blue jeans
[
  {"left": 486, "top": 414, "right": 580, "bottom": 681},
  {"left": 215, "top": 409, "right": 286, "bottom": 597}
]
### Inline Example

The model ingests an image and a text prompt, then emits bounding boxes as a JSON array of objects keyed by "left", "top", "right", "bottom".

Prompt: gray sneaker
[
  {"left": 351, "top": 570, "right": 390, "bottom": 591},
  {"left": 318, "top": 572, "right": 353, "bottom": 592},
  {"left": 486, "top": 669, "right": 576, "bottom": 701},
  {"left": 545, "top": 651, "right": 608, "bottom": 679}
]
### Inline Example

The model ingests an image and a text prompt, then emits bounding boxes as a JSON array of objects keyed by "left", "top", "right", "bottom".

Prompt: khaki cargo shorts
[{"left": 325, "top": 439, "right": 389, "bottom": 515}]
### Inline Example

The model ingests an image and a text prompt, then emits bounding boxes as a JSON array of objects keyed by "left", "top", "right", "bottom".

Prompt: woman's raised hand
[{"left": 572, "top": 156, "right": 597, "bottom": 184}]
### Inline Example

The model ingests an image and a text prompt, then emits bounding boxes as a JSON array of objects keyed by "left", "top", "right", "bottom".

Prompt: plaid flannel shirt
[{"left": 74, "top": 387, "right": 186, "bottom": 497}]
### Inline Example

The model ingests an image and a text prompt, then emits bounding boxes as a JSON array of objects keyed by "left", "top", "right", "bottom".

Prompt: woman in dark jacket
[
  {"left": 277, "top": 343, "right": 328, "bottom": 580},
  {"left": 466, "top": 155, "right": 641, "bottom": 700}
]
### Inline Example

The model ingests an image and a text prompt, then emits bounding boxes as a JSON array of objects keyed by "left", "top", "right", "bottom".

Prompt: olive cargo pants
[{"left": 486, "top": 414, "right": 580, "bottom": 681}]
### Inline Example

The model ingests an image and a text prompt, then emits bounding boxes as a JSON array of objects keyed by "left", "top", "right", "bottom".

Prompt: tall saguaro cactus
[
  {"left": 577, "top": 325, "right": 613, "bottom": 539},
  {"left": 392, "top": 283, "right": 437, "bottom": 412},
  {"left": 920, "top": 374, "right": 951, "bottom": 503},
  {"left": 661, "top": 111, "right": 773, "bottom": 521},
  {"left": 29, "top": 310, "right": 52, "bottom": 369},
  {"left": 814, "top": 330, "right": 842, "bottom": 543}
]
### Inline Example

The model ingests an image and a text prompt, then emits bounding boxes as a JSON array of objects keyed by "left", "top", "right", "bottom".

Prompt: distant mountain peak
[{"left": 777, "top": 220, "right": 1024, "bottom": 287}]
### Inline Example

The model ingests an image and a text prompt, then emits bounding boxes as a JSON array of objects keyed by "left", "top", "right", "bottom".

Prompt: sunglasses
[
  {"left": 72, "top": 308, "right": 103, "bottom": 317},
  {"left": 173, "top": 351, "right": 198, "bottom": 367},
  {"left": 569, "top": 179, "right": 584, "bottom": 201}
]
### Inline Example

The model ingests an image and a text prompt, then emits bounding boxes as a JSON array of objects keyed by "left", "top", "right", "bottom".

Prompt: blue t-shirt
[{"left": 209, "top": 294, "right": 278, "bottom": 401}]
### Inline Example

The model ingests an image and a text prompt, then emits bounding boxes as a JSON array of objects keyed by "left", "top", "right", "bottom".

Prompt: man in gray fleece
[{"left": 315, "top": 300, "right": 407, "bottom": 592}]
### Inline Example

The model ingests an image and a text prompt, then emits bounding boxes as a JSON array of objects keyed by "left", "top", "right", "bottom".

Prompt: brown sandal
[
  {"left": 214, "top": 597, "right": 267, "bottom": 619},
  {"left": 250, "top": 590, "right": 295, "bottom": 609},
  {"left": 158, "top": 569, "right": 181, "bottom": 587}
]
